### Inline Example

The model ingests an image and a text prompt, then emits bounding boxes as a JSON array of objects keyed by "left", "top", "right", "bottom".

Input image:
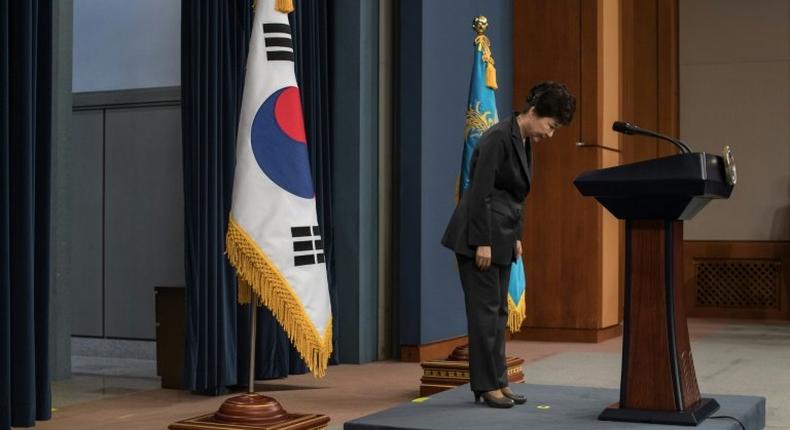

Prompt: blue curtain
[
  {"left": 182, "top": 0, "right": 336, "bottom": 394},
  {"left": 291, "top": 0, "right": 339, "bottom": 366},
  {"left": 181, "top": 0, "right": 248, "bottom": 395},
  {"left": 0, "top": 0, "right": 53, "bottom": 428}
]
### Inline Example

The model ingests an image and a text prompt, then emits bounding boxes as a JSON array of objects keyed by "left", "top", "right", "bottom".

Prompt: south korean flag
[{"left": 226, "top": 0, "right": 332, "bottom": 378}]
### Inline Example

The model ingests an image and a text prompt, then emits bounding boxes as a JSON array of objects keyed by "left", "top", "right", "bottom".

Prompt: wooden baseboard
[
  {"left": 511, "top": 324, "right": 622, "bottom": 343},
  {"left": 684, "top": 241, "right": 790, "bottom": 320},
  {"left": 400, "top": 335, "right": 468, "bottom": 362}
]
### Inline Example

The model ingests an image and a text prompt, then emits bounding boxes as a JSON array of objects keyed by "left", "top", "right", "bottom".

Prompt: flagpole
[{"left": 248, "top": 297, "right": 258, "bottom": 394}]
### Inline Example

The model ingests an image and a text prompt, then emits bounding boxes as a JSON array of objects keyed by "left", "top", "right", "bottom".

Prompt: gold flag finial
[
  {"left": 275, "top": 0, "right": 294, "bottom": 13},
  {"left": 472, "top": 16, "right": 497, "bottom": 89},
  {"left": 473, "top": 16, "right": 489, "bottom": 35}
]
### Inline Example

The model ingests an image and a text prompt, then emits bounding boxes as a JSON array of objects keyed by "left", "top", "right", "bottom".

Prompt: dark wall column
[
  {"left": 332, "top": 0, "right": 380, "bottom": 364},
  {"left": 49, "top": 0, "right": 73, "bottom": 380}
]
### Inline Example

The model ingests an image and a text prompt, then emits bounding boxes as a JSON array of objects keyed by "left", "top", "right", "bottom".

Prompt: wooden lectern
[{"left": 574, "top": 152, "right": 734, "bottom": 425}]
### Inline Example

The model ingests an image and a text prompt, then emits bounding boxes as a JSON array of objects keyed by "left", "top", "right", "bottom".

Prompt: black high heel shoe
[
  {"left": 501, "top": 387, "right": 527, "bottom": 405},
  {"left": 473, "top": 390, "right": 515, "bottom": 408}
]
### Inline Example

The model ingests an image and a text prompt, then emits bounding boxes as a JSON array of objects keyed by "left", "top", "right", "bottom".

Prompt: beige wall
[{"left": 680, "top": 0, "right": 790, "bottom": 241}]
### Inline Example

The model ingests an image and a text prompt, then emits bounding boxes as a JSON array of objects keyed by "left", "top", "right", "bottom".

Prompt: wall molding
[
  {"left": 73, "top": 86, "right": 181, "bottom": 110},
  {"left": 512, "top": 324, "right": 623, "bottom": 343}
]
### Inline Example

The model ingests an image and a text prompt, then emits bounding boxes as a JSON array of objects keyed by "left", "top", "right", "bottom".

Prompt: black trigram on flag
[
  {"left": 291, "top": 225, "right": 325, "bottom": 266},
  {"left": 262, "top": 23, "right": 294, "bottom": 62}
]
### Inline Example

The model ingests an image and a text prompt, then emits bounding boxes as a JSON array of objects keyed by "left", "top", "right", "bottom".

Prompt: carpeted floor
[{"left": 346, "top": 383, "right": 765, "bottom": 430}]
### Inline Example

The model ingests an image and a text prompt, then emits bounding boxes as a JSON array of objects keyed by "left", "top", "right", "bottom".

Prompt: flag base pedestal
[
  {"left": 169, "top": 393, "right": 330, "bottom": 430},
  {"left": 419, "top": 346, "right": 524, "bottom": 396}
]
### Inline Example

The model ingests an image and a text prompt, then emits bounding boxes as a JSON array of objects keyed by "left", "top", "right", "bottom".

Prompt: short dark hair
[{"left": 523, "top": 81, "right": 576, "bottom": 126}]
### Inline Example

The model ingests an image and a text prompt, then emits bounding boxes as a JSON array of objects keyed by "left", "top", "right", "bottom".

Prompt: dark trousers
[{"left": 456, "top": 254, "right": 511, "bottom": 392}]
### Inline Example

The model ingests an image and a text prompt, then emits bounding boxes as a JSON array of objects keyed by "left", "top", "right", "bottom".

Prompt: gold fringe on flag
[
  {"left": 474, "top": 35, "right": 498, "bottom": 90},
  {"left": 506, "top": 293, "right": 526, "bottom": 332},
  {"left": 275, "top": 0, "right": 294, "bottom": 13},
  {"left": 226, "top": 217, "right": 333, "bottom": 377}
]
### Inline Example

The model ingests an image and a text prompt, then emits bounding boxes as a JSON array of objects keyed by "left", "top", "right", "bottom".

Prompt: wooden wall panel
[
  {"left": 656, "top": 0, "right": 679, "bottom": 157},
  {"left": 512, "top": 0, "right": 621, "bottom": 339},
  {"left": 598, "top": 0, "right": 623, "bottom": 328},
  {"left": 617, "top": 0, "right": 678, "bottom": 324},
  {"left": 514, "top": 0, "right": 598, "bottom": 331},
  {"left": 684, "top": 241, "right": 790, "bottom": 320},
  {"left": 621, "top": 0, "right": 679, "bottom": 163}
]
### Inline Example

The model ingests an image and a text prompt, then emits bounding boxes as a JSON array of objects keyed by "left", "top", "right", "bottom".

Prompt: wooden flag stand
[
  {"left": 419, "top": 345, "right": 524, "bottom": 397},
  {"left": 169, "top": 298, "right": 330, "bottom": 430}
]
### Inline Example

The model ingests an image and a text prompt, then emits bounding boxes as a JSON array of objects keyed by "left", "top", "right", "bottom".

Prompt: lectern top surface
[{"left": 574, "top": 152, "right": 733, "bottom": 199}]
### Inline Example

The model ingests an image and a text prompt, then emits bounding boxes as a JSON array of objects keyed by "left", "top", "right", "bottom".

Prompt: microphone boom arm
[{"left": 612, "top": 121, "right": 692, "bottom": 154}]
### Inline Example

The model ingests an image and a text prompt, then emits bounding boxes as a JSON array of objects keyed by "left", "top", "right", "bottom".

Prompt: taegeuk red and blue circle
[{"left": 251, "top": 86, "right": 314, "bottom": 199}]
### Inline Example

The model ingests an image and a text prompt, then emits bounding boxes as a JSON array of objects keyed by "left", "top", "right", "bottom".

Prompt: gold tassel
[
  {"left": 226, "top": 217, "right": 333, "bottom": 377},
  {"left": 506, "top": 294, "right": 526, "bottom": 333},
  {"left": 474, "top": 35, "right": 498, "bottom": 90},
  {"left": 275, "top": 0, "right": 294, "bottom": 13},
  {"left": 485, "top": 61, "right": 498, "bottom": 90}
]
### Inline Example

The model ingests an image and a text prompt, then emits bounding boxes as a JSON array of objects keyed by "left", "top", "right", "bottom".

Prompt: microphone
[{"left": 612, "top": 121, "right": 691, "bottom": 154}]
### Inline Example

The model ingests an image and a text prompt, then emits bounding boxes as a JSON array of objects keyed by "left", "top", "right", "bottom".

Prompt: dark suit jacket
[{"left": 441, "top": 115, "right": 532, "bottom": 266}]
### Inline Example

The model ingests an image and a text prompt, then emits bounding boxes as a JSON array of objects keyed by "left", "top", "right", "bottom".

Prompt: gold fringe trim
[
  {"left": 226, "top": 217, "right": 333, "bottom": 377},
  {"left": 474, "top": 35, "right": 498, "bottom": 90},
  {"left": 275, "top": 0, "right": 294, "bottom": 13},
  {"left": 506, "top": 293, "right": 526, "bottom": 333}
]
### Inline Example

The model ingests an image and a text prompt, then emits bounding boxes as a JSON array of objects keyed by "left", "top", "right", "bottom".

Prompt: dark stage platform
[{"left": 345, "top": 384, "right": 765, "bottom": 430}]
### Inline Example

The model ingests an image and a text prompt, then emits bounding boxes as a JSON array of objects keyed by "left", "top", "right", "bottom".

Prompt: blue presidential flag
[
  {"left": 459, "top": 25, "right": 497, "bottom": 197},
  {"left": 226, "top": 0, "right": 332, "bottom": 377},
  {"left": 460, "top": 17, "right": 526, "bottom": 332}
]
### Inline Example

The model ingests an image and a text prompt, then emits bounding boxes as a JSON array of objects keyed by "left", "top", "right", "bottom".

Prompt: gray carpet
[{"left": 345, "top": 383, "right": 765, "bottom": 430}]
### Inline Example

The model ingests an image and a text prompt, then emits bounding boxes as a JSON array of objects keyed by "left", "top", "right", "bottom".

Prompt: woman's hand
[
  {"left": 515, "top": 240, "right": 523, "bottom": 258},
  {"left": 475, "top": 246, "right": 492, "bottom": 270}
]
